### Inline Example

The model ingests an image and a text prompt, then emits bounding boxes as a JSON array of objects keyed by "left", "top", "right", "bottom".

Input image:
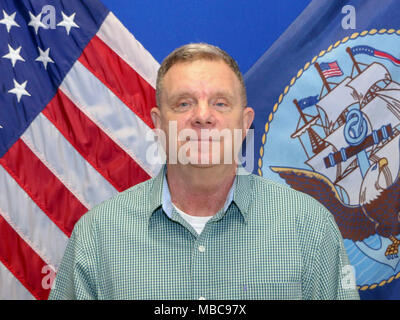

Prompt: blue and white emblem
[{"left": 259, "top": 30, "right": 400, "bottom": 291}]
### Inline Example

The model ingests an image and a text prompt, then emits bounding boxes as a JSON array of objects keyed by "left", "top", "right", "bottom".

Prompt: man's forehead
[
  {"left": 165, "top": 58, "right": 233, "bottom": 76},
  {"left": 163, "top": 60, "right": 240, "bottom": 89}
]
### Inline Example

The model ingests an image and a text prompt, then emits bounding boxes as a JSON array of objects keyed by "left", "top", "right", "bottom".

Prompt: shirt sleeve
[
  {"left": 303, "top": 208, "right": 360, "bottom": 300},
  {"left": 48, "top": 216, "right": 98, "bottom": 300}
]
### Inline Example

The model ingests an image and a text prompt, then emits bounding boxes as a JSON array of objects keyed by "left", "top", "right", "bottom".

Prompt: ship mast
[
  {"left": 293, "top": 99, "right": 327, "bottom": 155},
  {"left": 346, "top": 47, "right": 388, "bottom": 106},
  {"left": 314, "top": 62, "right": 347, "bottom": 127},
  {"left": 315, "top": 62, "right": 331, "bottom": 92},
  {"left": 346, "top": 47, "right": 361, "bottom": 74}
]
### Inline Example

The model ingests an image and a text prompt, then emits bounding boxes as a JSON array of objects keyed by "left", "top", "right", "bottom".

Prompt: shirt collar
[
  {"left": 161, "top": 168, "right": 235, "bottom": 218},
  {"left": 147, "top": 165, "right": 252, "bottom": 223}
]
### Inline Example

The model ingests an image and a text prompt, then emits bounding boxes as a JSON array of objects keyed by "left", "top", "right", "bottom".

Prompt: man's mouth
[{"left": 185, "top": 138, "right": 221, "bottom": 142}]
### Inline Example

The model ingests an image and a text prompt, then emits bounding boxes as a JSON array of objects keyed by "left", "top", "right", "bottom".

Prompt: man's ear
[
  {"left": 150, "top": 107, "right": 162, "bottom": 129},
  {"left": 243, "top": 106, "right": 255, "bottom": 131}
]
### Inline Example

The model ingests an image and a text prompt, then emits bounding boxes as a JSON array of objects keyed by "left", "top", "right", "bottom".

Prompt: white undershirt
[{"left": 172, "top": 203, "right": 213, "bottom": 235}]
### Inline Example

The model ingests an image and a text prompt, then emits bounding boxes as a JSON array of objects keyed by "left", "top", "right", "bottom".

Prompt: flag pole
[
  {"left": 314, "top": 62, "right": 331, "bottom": 92},
  {"left": 293, "top": 99, "right": 326, "bottom": 154},
  {"left": 293, "top": 99, "right": 307, "bottom": 123},
  {"left": 346, "top": 47, "right": 361, "bottom": 73}
]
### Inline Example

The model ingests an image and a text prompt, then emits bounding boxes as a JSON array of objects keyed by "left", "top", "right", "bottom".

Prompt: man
[{"left": 49, "top": 43, "right": 359, "bottom": 300}]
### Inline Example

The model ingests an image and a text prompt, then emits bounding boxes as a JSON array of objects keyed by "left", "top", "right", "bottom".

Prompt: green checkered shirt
[{"left": 49, "top": 166, "right": 359, "bottom": 300}]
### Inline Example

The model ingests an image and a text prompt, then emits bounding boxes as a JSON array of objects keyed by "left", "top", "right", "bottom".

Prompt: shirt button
[
  {"left": 199, "top": 296, "right": 206, "bottom": 300},
  {"left": 198, "top": 245, "right": 206, "bottom": 252}
]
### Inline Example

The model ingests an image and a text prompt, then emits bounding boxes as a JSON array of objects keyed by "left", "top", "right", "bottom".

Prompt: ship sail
[
  {"left": 305, "top": 145, "right": 338, "bottom": 183},
  {"left": 378, "top": 89, "right": 400, "bottom": 102},
  {"left": 316, "top": 77, "right": 356, "bottom": 129},
  {"left": 322, "top": 94, "right": 399, "bottom": 151},
  {"left": 361, "top": 96, "right": 400, "bottom": 129},
  {"left": 375, "top": 83, "right": 400, "bottom": 122},
  {"left": 371, "top": 133, "right": 400, "bottom": 184},
  {"left": 313, "top": 97, "right": 398, "bottom": 180},
  {"left": 323, "top": 122, "right": 370, "bottom": 153},
  {"left": 305, "top": 143, "right": 356, "bottom": 183},
  {"left": 381, "top": 81, "right": 400, "bottom": 91},
  {"left": 346, "top": 62, "right": 391, "bottom": 103}
]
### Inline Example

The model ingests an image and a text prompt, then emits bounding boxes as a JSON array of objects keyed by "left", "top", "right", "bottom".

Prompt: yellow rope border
[{"left": 257, "top": 28, "right": 400, "bottom": 291}]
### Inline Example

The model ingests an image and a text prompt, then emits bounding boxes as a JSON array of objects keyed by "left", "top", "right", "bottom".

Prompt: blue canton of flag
[{"left": 0, "top": 0, "right": 107, "bottom": 157}]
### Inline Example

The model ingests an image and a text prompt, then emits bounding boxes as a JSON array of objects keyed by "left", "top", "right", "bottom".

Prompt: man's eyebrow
[
  {"left": 167, "top": 90, "right": 235, "bottom": 102},
  {"left": 167, "top": 92, "right": 194, "bottom": 101},
  {"left": 212, "top": 91, "right": 235, "bottom": 100}
]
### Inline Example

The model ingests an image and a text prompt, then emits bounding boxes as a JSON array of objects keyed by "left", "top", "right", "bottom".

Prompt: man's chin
[
  {"left": 183, "top": 157, "right": 236, "bottom": 169},
  {"left": 186, "top": 162, "right": 218, "bottom": 169}
]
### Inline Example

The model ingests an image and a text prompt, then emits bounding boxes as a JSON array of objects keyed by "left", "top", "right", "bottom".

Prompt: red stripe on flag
[
  {"left": 0, "top": 140, "right": 88, "bottom": 237},
  {"left": 374, "top": 50, "right": 400, "bottom": 65},
  {"left": 322, "top": 70, "right": 342, "bottom": 78},
  {"left": 0, "top": 214, "right": 50, "bottom": 300},
  {"left": 42, "top": 90, "right": 151, "bottom": 192},
  {"left": 78, "top": 35, "right": 156, "bottom": 129},
  {"left": 323, "top": 71, "right": 342, "bottom": 76}
]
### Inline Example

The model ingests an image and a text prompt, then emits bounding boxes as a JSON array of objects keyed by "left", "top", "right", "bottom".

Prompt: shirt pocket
[{"left": 242, "top": 282, "right": 302, "bottom": 300}]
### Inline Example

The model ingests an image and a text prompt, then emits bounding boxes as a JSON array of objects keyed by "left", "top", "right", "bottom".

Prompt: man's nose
[{"left": 191, "top": 101, "right": 215, "bottom": 128}]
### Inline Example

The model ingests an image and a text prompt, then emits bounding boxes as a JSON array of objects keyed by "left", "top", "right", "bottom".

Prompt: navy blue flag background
[{"left": 245, "top": 0, "right": 400, "bottom": 300}]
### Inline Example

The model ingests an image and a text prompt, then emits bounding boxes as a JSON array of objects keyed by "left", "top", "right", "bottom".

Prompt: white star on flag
[
  {"left": 28, "top": 11, "right": 46, "bottom": 34},
  {"left": 8, "top": 79, "right": 31, "bottom": 102},
  {"left": 0, "top": 10, "right": 20, "bottom": 33},
  {"left": 35, "top": 47, "right": 54, "bottom": 70},
  {"left": 2, "top": 44, "right": 25, "bottom": 67},
  {"left": 57, "top": 12, "right": 79, "bottom": 35}
]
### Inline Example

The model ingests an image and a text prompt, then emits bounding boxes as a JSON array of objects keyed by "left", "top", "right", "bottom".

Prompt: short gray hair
[{"left": 156, "top": 43, "right": 247, "bottom": 107}]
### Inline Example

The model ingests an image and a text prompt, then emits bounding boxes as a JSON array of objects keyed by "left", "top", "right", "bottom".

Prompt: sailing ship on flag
[{"left": 271, "top": 46, "right": 400, "bottom": 263}]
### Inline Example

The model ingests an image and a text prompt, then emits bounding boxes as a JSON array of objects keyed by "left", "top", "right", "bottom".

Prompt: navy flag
[
  {"left": 298, "top": 95, "right": 319, "bottom": 109},
  {"left": 246, "top": 0, "right": 400, "bottom": 300}
]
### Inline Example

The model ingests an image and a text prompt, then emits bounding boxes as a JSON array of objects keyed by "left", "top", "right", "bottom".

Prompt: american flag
[
  {"left": 0, "top": 0, "right": 161, "bottom": 299},
  {"left": 319, "top": 61, "right": 343, "bottom": 78}
]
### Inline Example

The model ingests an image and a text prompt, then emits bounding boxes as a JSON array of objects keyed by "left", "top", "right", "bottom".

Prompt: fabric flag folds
[
  {"left": 0, "top": 0, "right": 160, "bottom": 299},
  {"left": 245, "top": 0, "right": 400, "bottom": 300}
]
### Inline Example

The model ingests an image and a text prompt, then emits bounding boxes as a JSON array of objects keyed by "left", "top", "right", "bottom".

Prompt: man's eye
[
  {"left": 215, "top": 101, "right": 228, "bottom": 107},
  {"left": 178, "top": 101, "right": 191, "bottom": 107}
]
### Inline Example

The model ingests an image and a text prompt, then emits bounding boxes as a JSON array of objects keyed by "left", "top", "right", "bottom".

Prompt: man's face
[{"left": 151, "top": 59, "right": 254, "bottom": 167}]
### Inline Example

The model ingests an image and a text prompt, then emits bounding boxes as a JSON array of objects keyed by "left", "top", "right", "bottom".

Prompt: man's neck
[{"left": 166, "top": 164, "right": 236, "bottom": 217}]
